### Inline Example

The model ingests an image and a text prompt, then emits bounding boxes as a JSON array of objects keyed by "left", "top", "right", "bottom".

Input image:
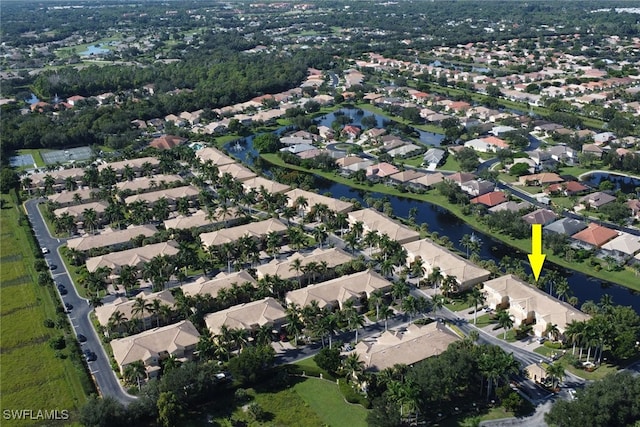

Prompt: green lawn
[
  {"left": 438, "top": 155, "right": 460, "bottom": 172},
  {"left": 293, "top": 378, "right": 368, "bottom": 427},
  {"left": 0, "top": 194, "right": 88, "bottom": 425}
]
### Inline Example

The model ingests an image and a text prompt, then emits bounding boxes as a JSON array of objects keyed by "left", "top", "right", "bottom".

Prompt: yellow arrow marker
[{"left": 527, "top": 224, "right": 546, "bottom": 282}]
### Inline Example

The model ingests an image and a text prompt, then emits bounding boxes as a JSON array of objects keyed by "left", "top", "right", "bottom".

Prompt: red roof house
[
  {"left": 571, "top": 223, "right": 618, "bottom": 247},
  {"left": 470, "top": 191, "right": 508, "bottom": 207},
  {"left": 150, "top": 135, "right": 187, "bottom": 150}
]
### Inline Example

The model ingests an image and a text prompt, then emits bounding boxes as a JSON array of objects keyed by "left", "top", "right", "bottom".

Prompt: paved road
[{"left": 24, "top": 199, "right": 136, "bottom": 405}]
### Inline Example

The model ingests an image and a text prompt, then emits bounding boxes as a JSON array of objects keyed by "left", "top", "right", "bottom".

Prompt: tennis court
[
  {"left": 9, "top": 154, "right": 35, "bottom": 168},
  {"left": 41, "top": 147, "right": 93, "bottom": 165}
]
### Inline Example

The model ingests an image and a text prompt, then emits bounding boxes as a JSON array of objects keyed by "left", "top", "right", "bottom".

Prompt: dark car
[
  {"left": 64, "top": 302, "right": 73, "bottom": 312},
  {"left": 77, "top": 334, "right": 87, "bottom": 343},
  {"left": 49, "top": 264, "right": 58, "bottom": 271},
  {"left": 57, "top": 284, "right": 68, "bottom": 295},
  {"left": 84, "top": 350, "right": 97, "bottom": 362}
]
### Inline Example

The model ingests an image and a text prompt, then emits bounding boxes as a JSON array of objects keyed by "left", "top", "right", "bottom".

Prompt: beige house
[
  {"left": 483, "top": 275, "right": 590, "bottom": 338},
  {"left": 286, "top": 188, "right": 354, "bottom": 215},
  {"left": 403, "top": 239, "right": 491, "bottom": 291},
  {"left": 29, "top": 167, "right": 86, "bottom": 190},
  {"left": 67, "top": 224, "right": 157, "bottom": 252},
  {"left": 115, "top": 174, "right": 183, "bottom": 193},
  {"left": 204, "top": 297, "right": 287, "bottom": 335},
  {"left": 355, "top": 322, "right": 459, "bottom": 371},
  {"left": 163, "top": 208, "right": 242, "bottom": 231},
  {"left": 123, "top": 185, "right": 200, "bottom": 207},
  {"left": 348, "top": 208, "right": 420, "bottom": 244},
  {"left": 217, "top": 163, "right": 258, "bottom": 182},
  {"left": 98, "top": 156, "right": 160, "bottom": 177},
  {"left": 256, "top": 247, "right": 354, "bottom": 281},
  {"left": 195, "top": 146, "right": 236, "bottom": 166},
  {"left": 200, "top": 218, "right": 287, "bottom": 249},
  {"left": 110, "top": 320, "right": 200, "bottom": 378},
  {"left": 181, "top": 271, "right": 257, "bottom": 299},
  {"left": 285, "top": 269, "right": 392, "bottom": 310},
  {"left": 54, "top": 201, "right": 109, "bottom": 222},
  {"left": 95, "top": 289, "right": 176, "bottom": 329},
  {"left": 47, "top": 188, "right": 97, "bottom": 207},
  {"left": 241, "top": 176, "right": 291, "bottom": 195},
  {"left": 86, "top": 241, "right": 180, "bottom": 273}
]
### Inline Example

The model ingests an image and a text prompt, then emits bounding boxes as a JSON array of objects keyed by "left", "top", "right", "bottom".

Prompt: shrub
[
  {"left": 314, "top": 347, "right": 342, "bottom": 375},
  {"left": 234, "top": 388, "right": 250, "bottom": 404},
  {"left": 544, "top": 341, "right": 563, "bottom": 349},
  {"left": 247, "top": 403, "right": 267, "bottom": 422},
  {"left": 43, "top": 318, "right": 55, "bottom": 328},
  {"left": 49, "top": 336, "right": 66, "bottom": 350}
]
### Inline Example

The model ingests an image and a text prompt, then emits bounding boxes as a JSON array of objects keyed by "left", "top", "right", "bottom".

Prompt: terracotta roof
[
  {"left": 204, "top": 297, "right": 286, "bottom": 335},
  {"left": 446, "top": 172, "right": 477, "bottom": 184},
  {"left": 470, "top": 191, "right": 507, "bottom": 207},
  {"left": 150, "top": 135, "right": 187, "bottom": 150},
  {"left": 571, "top": 223, "right": 618, "bottom": 247},
  {"left": 348, "top": 208, "right": 420, "bottom": 244}
]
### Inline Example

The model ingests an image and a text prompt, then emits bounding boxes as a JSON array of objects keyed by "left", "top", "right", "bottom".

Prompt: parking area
[{"left": 41, "top": 146, "right": 93, "bottom": 165}]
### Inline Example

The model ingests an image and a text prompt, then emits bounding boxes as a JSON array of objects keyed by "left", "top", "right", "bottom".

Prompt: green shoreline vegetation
[{"left": 260, "top": 153, "right": 640, "bottom": 291}]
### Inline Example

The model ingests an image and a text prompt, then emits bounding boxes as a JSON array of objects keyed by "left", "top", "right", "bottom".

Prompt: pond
[
  {"left": 80, "top": 44, "right": 111, "bottom": 56},
  {"left": 581, "top": 172, "right": 640, "bottom": 194},
  {"left": 314, "top": 107, "right": 446, "bottom": 146},
  {"left": 25, "top": 93, "right": 39, "bottom": 104}
]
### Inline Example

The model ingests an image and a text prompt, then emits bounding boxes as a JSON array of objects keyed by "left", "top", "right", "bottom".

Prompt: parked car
[
  {"left": 49, "top": 263, "right": 58, "bottom": 271},
  {"left": 41, "top": 247, "right": 49, "bottom": 254},
  {"left": 77, "top": 334, "right": 87, "bottom": 343},
  {"left": 58, "top": 286, "right": 68, "bottom": 296},
  {"left": 83, "top": 349, "right": 97, "bottom": 362},
  {"left": 64, "top": 302, "right": 73, "bottom": 312}
]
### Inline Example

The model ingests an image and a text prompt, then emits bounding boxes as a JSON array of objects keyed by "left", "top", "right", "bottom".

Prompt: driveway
[{"left": 24, "top": 199, "right": 136, "bottom": 405}]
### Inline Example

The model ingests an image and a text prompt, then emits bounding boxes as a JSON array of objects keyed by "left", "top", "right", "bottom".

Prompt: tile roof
[
  {"left": 470, "top": 191, "right": 508, "bottom": 207},
  {"left": 348, "top": 208, "right": 420, "bottom": 244},
  {"left": 204, "top": 297, "right": 286, "bottom": 335},
  {"left": 571, "top": 223, "right": 618, "bottom": 247}
]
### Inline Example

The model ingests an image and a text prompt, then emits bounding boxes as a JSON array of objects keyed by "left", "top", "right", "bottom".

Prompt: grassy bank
[
  {"left": 0, "top": 194, "right": 88, "bottom": 425},
  {"left": 261, "top": 154, "right": 640, "bottom": 291}
]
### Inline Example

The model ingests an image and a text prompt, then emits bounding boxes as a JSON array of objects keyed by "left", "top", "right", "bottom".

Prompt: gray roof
[
  {"left": 423, "top": 148, "right": 445, "bottom": 164},
  {"left": 544, "top": 217, "right": 587, "bottom": 236}
]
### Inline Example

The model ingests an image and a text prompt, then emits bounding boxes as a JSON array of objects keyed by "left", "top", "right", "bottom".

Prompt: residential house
[
  {"left": 470, "top": 191, "right": 507, "bottom": 207},
  {"left": 483, "top": 275, "right": 589, "bottom": 338},
  {"left": 546, "top": 145, "right": 577, "bottom": 163},
  {"left": 579, "top": 192, "right": 616, "bottom": 209},
  {"left": 54, "top": 201, "right": 108, "bottom": 224},
  {"left": 67, "top": 225, "right": 157, "bottom": 252},
  {"left": 150, "top": 135, "right": 187, "bottom": 150},
  {"left": 348, "top": 208, "right": 420, "bottom": 244},
  {"left": 110, "top": 320, "right": 200, "bottom": 378},
  {"left": 116, "top": 175, "right": 183, "bottom": 194},
  {"left": 409, "top": 172, "right": 445, "bottom": 189},
  {"left": 342, "top": 125, "right": 362, "bottom": 139},
  {"left": 195, "top": 147, "right": 236, "bottom": 166},
  {"left": 163, "top": 207, "right": 242, "bottom": 231},
  {"left": 521, "top": 209, "right": 557, "bottom": 226},
  {"left": 387, "top": 144, "right": 422, "bottom": 158},
  {"left": 518, "top": 173, "right": 564, "bottom": 187},
  {"left": 285, "top": 270, "right": 392, "bottom": 310},
  {"left": 181, "top": 271, "right": 257, "bottom": 299},
  {"left": 286, "top": 188, "right": 354, "bottom": 214},
  {"left": 256, "top": 247, "right": 354, "bottom": 282},
  {"left": 29, "top": 168, "right": 86, "bottom": 191},
  {"left": 593, "top": 132, "right": 616, "bottom": 144},
  {"left": 47, "top": 188, "right": 97, "bottom": 207},
  {"left": 544, "top": 181, "right": 589, "bottom": 197},
  {"left": 388, "top": 170, "right": 426, "bottom": 186},
  {"left": 446, "top": 172, "right": 477, "bottom": 185},
  {"left": 86, "top": 241, "right": 180, "bottom": 274},
  {"left": 403, "top": 239, "right": 491, "bottom": 292},
  {"left": 489, "top": 201, "right": 531, "bottom": 214},
  {"left": 123, "top": 185, "right": 200, "bottom": 208},
  {"left": 461, "top": 179, "right": 495, "bottom": 197},
  {"left": 217, "top": 163, "right": 258, "bottom": 182},
  {"left": 204, "top": 297, "right": 287, "bottom": 335},
  {"left": 99, "top": 157, "right": 161, "bottom": 178},
  {"left": 582, "top": 144, "right": 604, "bottom": 159},
  {"left": 544, "top": 218, "right": 587, "bottom": 236},
  {"left": 241, "top": 176, "right": 291, "bottom": 195},
  {"left": 366, "top": 162, "right": 399, "bottom": 180},
  {"left": 95, "top": 289, "right": 175, "bottom": 330},
  {"left": 423, "top": 148, "right": 446, "bottom": 169},
  {"left": 571, "top": 223, "right": 618, "bottom": 248},
  {"left": 354, "top": 322, "right": 459, "bottom": 371},
  {"left": 200, "top": 218, "right": 287, "bottom": 249},
  {"left": 628, "top": 199, "right": 640, "bottom": 220},
  {"left": 601, "top": 233, "right": 640, "bottom": 258}
]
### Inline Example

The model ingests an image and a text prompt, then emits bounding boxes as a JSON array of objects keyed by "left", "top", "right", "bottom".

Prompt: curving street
[{"left": 24, "top": 198, "right": 136, "bottom": 405}]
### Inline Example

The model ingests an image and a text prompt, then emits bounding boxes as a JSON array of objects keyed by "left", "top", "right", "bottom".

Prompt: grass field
[
  {"left": 0, "top": 194, "right": 87, "bottom": 425},
  {"left": 293, "top": 377, "right": 368, "bottom": 427}
]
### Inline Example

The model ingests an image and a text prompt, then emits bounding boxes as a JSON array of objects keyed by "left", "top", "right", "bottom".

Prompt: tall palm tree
[
  {"left": 428, "top": 266, "right": 443, "bottom": 291},
  {"left": 409, "top": 257, "right": 426, "bottom": 279},
  {"left": 312, "top": 225, "right": 328, "bottom": 249},
  {"left": 149, "top": 299, "right": 164, "bottom": 328},
  {"left": 124, "top": 360, "right": 146, "bottom": 390},
  {"left": 108, "top": 311, "right": 128, "bottom": 335},
  {"left": 467, "top": 286, "right": 486, "bottom": 325},
  {"left": 401, "top": 295, "right": 420, "bottom": 322},
  {"left": 544, "top": 323, "right": 560, "bottom": 342},
  {"left": 341, "top": 352, "right": 365, "bottom": 383},
  {"left": 496, "top": 310, "right": 515, "bottom": 340},
  {"left": 380, "top": 305, "right": 394, "bottom": 331},
  {"left": 82, "top": 208, "right": 98, "bottom": 234},
  {"left": 289, "top": 258, "right": 303, "bottom": 288},
  {"left": 132, "top": 297, "right": 152, "bottom": 328},
  {"left": 293, "top": 195, "right": 308, "bottom": 219},
  {"left": 391, "top": 279, "right": 410, "bottom": 303},
  {"left": 363, "top": 229, "right": 379, "bottom": 256},
  {"left": 564, "top": 320, "right": 585, "bottom": 356},
  {"left": 545, "top": 363, "right": 565, "bottom": 390},
  {"left": 440, "top": 275, "right": 458, "bottom": 298},
  {"left": 342, "top": 300, "right": 365, "bottom": 343},
  {"left": 266, "top": 231, "right": 281, "bottom": 260},
  {"left": 285, "top": 303, "right": 304, "bottom": 346},
  {"left": 117, "top": 264, "right": 139, "bottom": 296},
  {"left": 368, "top": 289, "right": 384, "bottom": 320}
]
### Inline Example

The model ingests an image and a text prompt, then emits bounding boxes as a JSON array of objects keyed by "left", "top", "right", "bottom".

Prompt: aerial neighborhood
[{"left": 1, "top": 2, "right": 640, "bottom": 427}]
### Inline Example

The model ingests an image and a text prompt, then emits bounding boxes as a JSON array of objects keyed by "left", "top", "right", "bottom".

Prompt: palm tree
[
  {"left": 132, "top": 297, "right": 152, "bottom": 328},
  {"left": 124, "top": 360, "right": 146, "bottom": 390},
  {"left": 342, "top": 300, "right": 365, "bottom": 343},
  {"left": 380, "top": 305, "right": 394, "bottom": 331},
  {"left": 564, "top": 320, "right": 585, "bottom": 356},
  {"left": 363, "top": 229, "right": 379, "bottom": 256},
  {"left": 460, "top": 233, "right": 474, "bottom": 258},
  {"left": 341, "top": 352, "right": 365, "bottom": 383},
  {"left": 544, "top": 323, "right": 560, "bottom": 342},
  {"left": 285, "top": 303, "right": 304, "bottom": 346},
  {"left": 368, "top": 289, "right": 384, "bottom": 320},
  {"left": 82, "top": 208, "right": 98, "bottom": 234},
  {"left": 409, "top": 257, "right": 426, "bottom": 280},
  {"left": 335, "top": 212, "right": 348, "bottom": 237},
  {"left": 196, "top": 329, "right": 216, "bottom": 361},
  {"left": 496, "top": 310, "right": 515, "bottom": 340},
  {"left": 266, "top": 231, "right": 281, "bottom": 260},
  {"left": 401, "top": 295, "right": 420, "bottom": 322},
  {"left": 312, "top": 225, "right": 328, "bottom": 249},
  {"left": 293, "top": 195, "right": 308, "bottom": 219},
  {"left": 289, "top": 258, "right": 303, "bottom": 288},
  {"left": 428, "top": 266, "right": 443, "bottom": 291},
  {"left": 108, "top": 311, "right": 128, "bottom": 335},
  {"left": 117, "top": 264, "right": 139, "bottom": 296},
  {"left": 344, "top": 231, "right": 360, "bottom": 254},
  {"left": 545, "top": 363, "right": 565, "bottom": 390},
  {"left": 379, "top": 258, "right": 395, "bottom": 278},
  {"left": 467, "top": 286, "right": 486, "bottom": 325},
  {"left": 162, "top": 354, "right": 182, "bottom": 373},
  {"left": 149, "top": 299, "right": 164, "bottom": 328},
  {"left": 320, "top": 311, "right": 340, "bottom": 349},
  {"left": 391, "top": 279, "right": 410, "bottom": 303},
  {"left": 440, "top": 275, "right": 458, "bottom": 298},
  {"left": 303, "top": 261, "right": 320, "bottom": 286}
]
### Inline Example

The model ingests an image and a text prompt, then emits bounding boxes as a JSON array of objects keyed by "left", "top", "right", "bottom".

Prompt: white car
[{"left": 41, "top": 247, "right": 49, "bottom": 254}]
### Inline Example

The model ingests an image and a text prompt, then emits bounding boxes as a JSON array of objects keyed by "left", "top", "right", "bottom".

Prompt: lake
[
  {"left": 581, "top": 171, "right": 640, "bottom": 194},
  {"left": 80, "top": 44, "right": 111, "bottom": 56}
]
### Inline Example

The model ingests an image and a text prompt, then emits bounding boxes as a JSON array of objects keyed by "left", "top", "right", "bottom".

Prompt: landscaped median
[{"left": 261, "top": 153, "right": 640, "bottom": 291}]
